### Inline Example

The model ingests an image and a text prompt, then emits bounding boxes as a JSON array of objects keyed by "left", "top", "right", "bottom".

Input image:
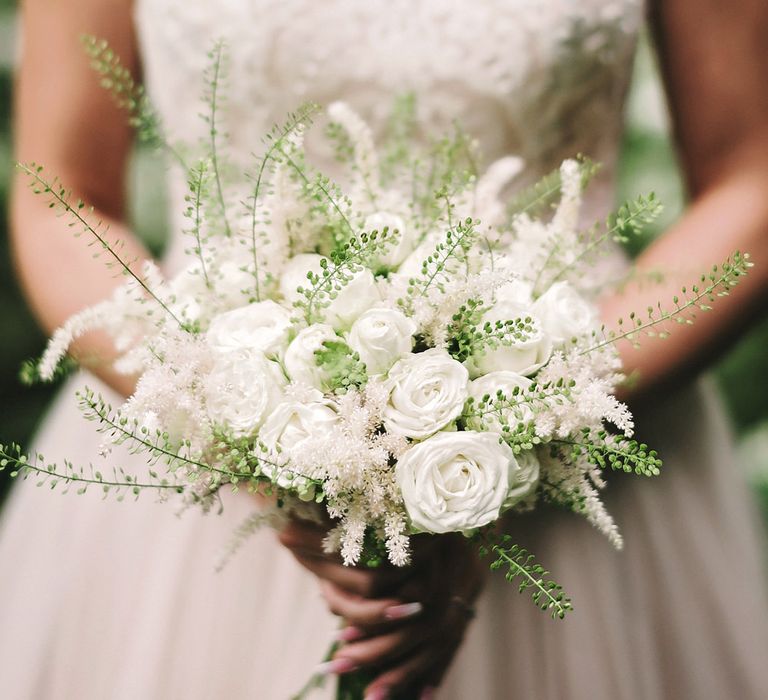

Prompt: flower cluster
[{"left": 9, "top": 45, "right": 750, "bottom": 620}]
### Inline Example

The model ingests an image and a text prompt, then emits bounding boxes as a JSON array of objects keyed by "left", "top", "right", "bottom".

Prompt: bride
[{"left": 2, "top": 0, "right": 768, "bottom": 698}]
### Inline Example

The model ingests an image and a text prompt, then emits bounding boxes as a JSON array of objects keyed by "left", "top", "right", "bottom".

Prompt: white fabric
[{"left": 2, "top": 1, "right": 768, "bottom": 698}]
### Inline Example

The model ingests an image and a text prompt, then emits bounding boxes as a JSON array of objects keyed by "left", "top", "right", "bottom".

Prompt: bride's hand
[{"left": 278, "top": 518, "right": 485, "bottom": 699}]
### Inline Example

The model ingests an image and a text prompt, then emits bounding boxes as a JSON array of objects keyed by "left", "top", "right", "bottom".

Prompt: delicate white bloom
[
  {"left": 471, "top": 156, "right": 524, "bottom": 228},
  {"left": 551, "top": 159, "right": 582, "bottom": 233},
  {"left": 279, "top": 253, "right": 325, "bottom": 305},
  {"left": 206, "top": 300, "right": 292, "bottom": 357},
  {"left": 395, "top": 431, "right": 514, "bottom": 533},
  {"left": 348, "top": 307, "right": 416, "bottom": 376},
  {"left": 167, "top": 261, "right": 208, "bottom": 324},
  {"left": 283, "top": 323, "right": 339, "bottom": 390},
  {"left": 258, "top": 395, "right": 339, "bottom": 498},
  {"left": 466, "top": 370, "right": 533, "bottom": 433},
  {"left": 383, "top": 349, "right": 469, "bottom": 439},
  {"left": 260, "top": 396, "right": 340, "bottom": 455},
  {"left": 205, "top": 349, "right": 286, "bottom": 436},
  {"left": 279, "top": 253, "right": 380, "bottom": 329},
  {"left": 533, "top": 281, "right": 598, "bottom": 346},
  {"left": 504, "top": 449, "right": 540, "bottom": 508},
  {"left": 396, "top": 239, "right": 434, "bottom": 279},
  {"left": 467, "top": 301, "right": 552, "bottom": 377},
  {"left": 328, "top": 101, "right": 379, "bottom": 190},
  {"left": 363, "top": 211, "right": 416, "bottom": 269},
  {"left": 324, "top": 267, "right": 381, "bottom": 330}
]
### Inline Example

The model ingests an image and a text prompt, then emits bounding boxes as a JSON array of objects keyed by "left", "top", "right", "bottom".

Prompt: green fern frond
[
  {"left": 0, "top": 442, "right": 183, "bottom": 499},
  {"left": 481, "top": 535, "right": 573, "bottom": 619},
  {"left": 582, "top": 251, "right": 753, "bottom": 354},
  {"left": 17, "top": 163, "right": 186, "bottom": 329}
]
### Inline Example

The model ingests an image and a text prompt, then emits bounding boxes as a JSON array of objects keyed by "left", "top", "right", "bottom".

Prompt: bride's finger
[
  {"left": 332, "top": 623, "right": 427, "bottom": 669},
  {"left": 320, "top": 581, "right": 422, "bottom": 627},
  {"left": 363, "top": 644, "right": 452, "bottom": 700},
  {"left": 277, "top": 519, "right": 329, "bottom": 556}
]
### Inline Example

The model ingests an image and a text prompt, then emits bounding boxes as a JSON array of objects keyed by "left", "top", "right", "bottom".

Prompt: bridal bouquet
[{"left": 1, "top": 40, "right": 750, "bottom": 667}]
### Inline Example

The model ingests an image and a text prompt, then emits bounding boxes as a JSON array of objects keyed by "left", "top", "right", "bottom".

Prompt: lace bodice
[{"left": 133, "top": 0, "right": 644, "bottom": 267}]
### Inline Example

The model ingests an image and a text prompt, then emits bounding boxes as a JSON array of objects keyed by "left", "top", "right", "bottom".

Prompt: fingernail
[
  {"left": 336, "top": 626, "right": 363, "bottom": 642},
  {"left": 315, "top": 657, "right": 357, "bottom": 675},
  {"left": 364, "top": 688, "right": 389, "bottom": 700},
  {"left": 421, "top": 687, "right": 437, "bottom": 700},
  {"left": 384, "top": 602, "right": 423, "bottom": 620}
]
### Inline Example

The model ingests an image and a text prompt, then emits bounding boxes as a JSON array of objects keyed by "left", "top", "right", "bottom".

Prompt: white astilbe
[
  {"left": 533, "top": 351, "right": 633, "bottom": 439},
  {"left": 121, "top": 332, "right": 214, "bottom": 455},
  {"left": 384, "top": 511, "right": 411, "bottom": 566},
  {"left": 39, "top": 260, "right": 173, "bottom": 380},
  {"left": 539, "top": 452, "right": 623, "bottom": 549},
  {"left": 412, "top": 270, "right": 507, "bottom": 346},
  {"left": 273, "top": 386, "right": 407, "bottom": 565},
  {"left": 551, "top": 159, "right": 583, "bottom": 233},
  {"left": 469, "top": 155, "right": 524, "bottom": 231},
  {"left": 328, "top": 101, "right": 380, "bottom": 199},
  {"left": 38, "top": 300, "right": 113, "bottom": 380}
]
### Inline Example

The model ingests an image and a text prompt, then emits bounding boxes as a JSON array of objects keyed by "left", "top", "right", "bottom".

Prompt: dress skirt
[{"left": 1, "top": 372, "right": 767, "bottom": 699}]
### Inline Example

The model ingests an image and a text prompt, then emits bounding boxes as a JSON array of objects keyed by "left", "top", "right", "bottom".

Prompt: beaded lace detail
[{"left": 134, "top": 0, "right": 643, "bottom": 265}]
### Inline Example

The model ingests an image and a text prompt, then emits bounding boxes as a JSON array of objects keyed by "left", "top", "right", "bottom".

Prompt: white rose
[
  {"left": 279, "top": 253, "right": 325, "bottom": 305},
  {"left": 504, "top": 449, "right": 540, "bottom": 508},
  {"left": 284, "top": 323, "right": 339, "bottom": 390},
  {"left": 258, "top": 396, "right": 339, "bottom": 498},
  {"left": 279, "top": 253, "right": 380, "bottom": 329},
  {"left": 396, "top": 239, "right": 432, "bottom": 278},
  {"left": 167, "top": 262, "right": 208, "bottom": 324},
  {"left": 325, "top": 267, "right": 381, "bottom": 330},
  {"left": 532, "top": 281, "right": 598, "bottom": 346},
  {"left": 395, "top": 431, "right": 514, "bottom": 533},
  {"left": 348, "top": 307, "right": 416, "bottom": 376},
  {"left": 206, "top": 300, "right": 293, "bottom": 357},
  {"left": 466, "top": 300, "right": 552, "bottom": 378},
  {"left": 383, "top": 349, "right": 469, "bottom": 439},
  {"left": 363, "top": 212, "right": 416, "bottom": 269},
  {"left": 466, "top": 371, "right": 533, "bottom": 433},
  {"left": 205, "top": 349, "right": 286, "bottom": 436}
]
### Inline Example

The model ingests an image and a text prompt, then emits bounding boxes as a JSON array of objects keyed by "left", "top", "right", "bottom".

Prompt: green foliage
[
  {"left": 248, "top": 103, "right": 320, "bottom": 298},
  {"left": 0, "top": 441, "right": 182, "bottom": 499},
  {"left": 183, "top": 158, "right": 214, "bottom": 286},
  {"left": 314, "top": 340, "right": 368, "bottom": 393},
  {"left": 200, "top": 40, "right": 233, "bottom": 238},
  {"left": 449, "top": 314, "right": 539, "bottom": 364},
  {"left": 553, "top": 428, "right": 662, "bottom": 477},
  {"left": 379, "top": 93, "right": 418, "bottom": 184},
  {"left": 480, "top": 534, "right": 573, "bottom": 620},
  {"left": 19, "top": 355, "right": 77, "bottom": 386},
  {"left": 506, "top": 156, "right": 599, "bottom": 221},
  {"left": 463, "top": 380, "right": 575, "bottom": 437},
  {"left": 399, "top": 216, "right": 479, "bottom": 311},
  {"left": 545, "top": 192, "right": 663, "bottom": 287},
  {"left": 294, "top": 229, "right": 392, "bottom": 324},
  {"left": 17, "top": 162, "right": 187, "bottom": 329},
  {"left": 584, "top": 251, "right": 753, "bottom": 354},
  {"left": 81, "top": 35, "right": 165, "bottom": 151}
]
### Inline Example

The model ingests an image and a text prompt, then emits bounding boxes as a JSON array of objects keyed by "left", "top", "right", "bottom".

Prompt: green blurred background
[{"left": 1, "top": 3, "right": 767, "bottom": 512}]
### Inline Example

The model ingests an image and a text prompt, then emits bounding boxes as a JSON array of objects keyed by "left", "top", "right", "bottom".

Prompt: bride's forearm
[
  {"left": 10, "top": 183, "right": 148, "bottom": 398},
  {"left": 601, "top": 158, "right": 768, "bottom": 399}
]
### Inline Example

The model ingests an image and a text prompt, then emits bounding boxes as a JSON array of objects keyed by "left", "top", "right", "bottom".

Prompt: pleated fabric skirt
[{"left": 1, "top": 373, "right": 767, "bottom": 699}]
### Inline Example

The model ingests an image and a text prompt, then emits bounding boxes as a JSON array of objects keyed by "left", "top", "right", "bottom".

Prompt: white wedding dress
[{"left": 2, "top": 1, "right": 768, "bottom": 698}]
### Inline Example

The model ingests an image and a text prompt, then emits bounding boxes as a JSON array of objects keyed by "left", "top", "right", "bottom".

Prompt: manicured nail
[
  {"left": 315, "top": 657, "right": 357, "bottom": 675},
  {"left": 384, "top": 602, "right": 423, "bottom": 620},
  {"left": 364, "top": 688, "right": 389, "bottom": 700},
  {"left": 420, "top": 687, "right": 436, "bottom": 700},
  {"left": 336, "top": 626, "right": 363, "bottom": 642}
]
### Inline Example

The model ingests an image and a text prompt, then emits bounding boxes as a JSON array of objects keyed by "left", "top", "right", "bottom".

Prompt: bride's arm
[
  {"left": 607, "top": 0, "right": 768, "bottom": 399},
  {"left": 11, "top": 0, "right": 145, "bottom": 397}
]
